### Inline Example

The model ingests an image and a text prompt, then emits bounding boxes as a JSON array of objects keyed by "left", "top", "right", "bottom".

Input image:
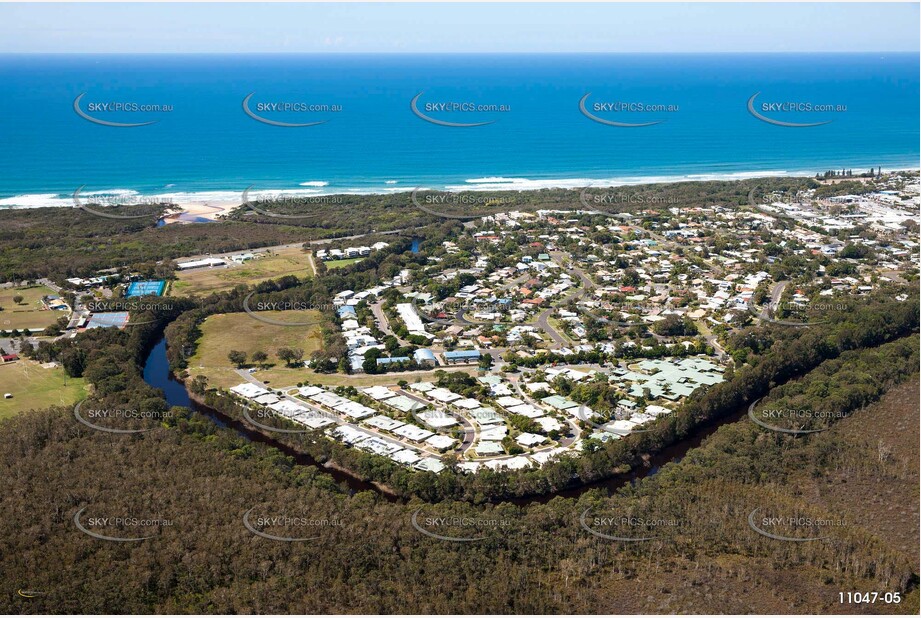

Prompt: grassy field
[
  {"left": 0, "top": 360, "right": 88, "bottom": 419},
  {"left": 171, "top": 246, "right": 313, "bottom": 296},
  {"left": 185, "top": 310, "right": 325, "bottom": 389},
  {"left": 0, "top": 285, "right": 66, "bottom": 331},
  {"left": 323, "top": 257, "right": 363, "bottom": 270}
]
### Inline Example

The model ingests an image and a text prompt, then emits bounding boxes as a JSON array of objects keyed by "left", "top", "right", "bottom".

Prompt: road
[
  {"left": 760, "top": 281, "right": 788, "bottom": 320},
  {"left": 694, "top": 319, "right": 727, "bottom": 360},
  {"left": 370, "top": 300, "right": 409, "bottom": 345},
  {"left": 533, "top": 251, "right": 596, "bottom": 349}
]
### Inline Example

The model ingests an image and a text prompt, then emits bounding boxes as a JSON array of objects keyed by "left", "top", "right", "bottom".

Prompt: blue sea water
[{"left": 0, "top": 53, "right": 917, "bottom": 206}]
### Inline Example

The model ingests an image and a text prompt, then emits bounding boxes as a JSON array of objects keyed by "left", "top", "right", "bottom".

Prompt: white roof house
[
  {"left": 365, "top": 415, "right": 405, "bottom": 432},
  {"left": 479, "top": 425, "right": 508, "bottom": 441},
  {"left": 506, "top": 404, "right": 544, "bottom": 419},
  {"left": 428, "top": 388, "right": 462, "bottom": 403},
  {"left": 230, "top": 383, "right": 270, "bottom": 399},
  {"left": 414, "top": 458, "right": 446, "bottom": 473},
  {"left": 425, "top": 435, "right": 457, "bottom": 450},
  {"left": 474, "top": 441, "right": 504, "bottom": 455},
  {"left": 418, "top": 410, "right": 458, "bottom": 428},
  {"left": 363, "top": 385, "right": 396, "bottom": 400},
  {"left": 391, "top": 449, "right": 421, "bottom": 465},
  {"left": 516, "top": 432, "right": 548, "bottom": 447},
  {"left": 392, "top": 424, "right": 435, "bottom": 442},
  {"left": 335, "top": 400, "right": 376, "bottom": 420}
]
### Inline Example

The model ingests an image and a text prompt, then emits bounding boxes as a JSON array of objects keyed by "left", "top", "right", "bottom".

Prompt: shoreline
[{"left": 1, "top": 165, "right": 918, "bottom": 215}]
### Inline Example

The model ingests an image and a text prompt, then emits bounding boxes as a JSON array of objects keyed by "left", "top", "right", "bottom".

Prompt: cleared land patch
[
  {"left": 185, "top": 310, "right": 324, "bottom": 389},
  {"left": 171, "top": 246, "right": 313, "bottom": 296},
  {"left": 0, "top": 360, "right": 88, "bottom": 419}
]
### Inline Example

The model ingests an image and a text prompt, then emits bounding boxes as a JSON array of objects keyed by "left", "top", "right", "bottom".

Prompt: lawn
[
  {"left": 185, "top": 310, "right": 325, "bottom": 390},
  {"left": 323, "top": 257, "right": 364, "bottom": 270},
  {"left": 0, "top": 284, "right": 66, "bottom": 331},
  {"left": 171, "top": 247, "right": 314, "bottom": 296},
  {"left": 0, "top": 360, "right": 88, "bottom": 420}
]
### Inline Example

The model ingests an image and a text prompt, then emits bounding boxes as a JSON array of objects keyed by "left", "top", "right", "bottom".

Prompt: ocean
[{"left": 0, "top": 53, "right": 918, "bottom": 207}]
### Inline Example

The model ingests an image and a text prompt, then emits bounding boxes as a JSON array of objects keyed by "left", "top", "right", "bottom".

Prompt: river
[{"left": 142, "top": 335, "right": 748, "bottom": 504}]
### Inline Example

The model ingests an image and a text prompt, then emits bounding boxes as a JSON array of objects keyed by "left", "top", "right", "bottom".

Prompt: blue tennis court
[
  {"left": 86, "top": 312, "right": 130, "bottom": 329},
  {"left": 125, "top": 280, "right": 165, "bottom": 297}
]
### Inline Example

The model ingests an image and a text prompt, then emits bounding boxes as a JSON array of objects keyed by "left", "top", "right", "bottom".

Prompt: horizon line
[{"left": 1, "top": 50, "right": 918, "bottom": 55}]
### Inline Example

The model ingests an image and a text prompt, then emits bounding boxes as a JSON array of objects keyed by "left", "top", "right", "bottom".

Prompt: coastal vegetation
[
  {"left": 0, "top": 176, "right": 917, "bottom": 613},
  {"left": 0, "top": 341, "right": 916, "bottom": 613},
  {"left": 0, "top": 177, "right": 834, "bottom": 283}
]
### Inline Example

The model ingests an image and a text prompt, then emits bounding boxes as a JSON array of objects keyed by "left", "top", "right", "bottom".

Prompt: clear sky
[{"left": 0, "top": 2, "right": 918, "bottom": 54}]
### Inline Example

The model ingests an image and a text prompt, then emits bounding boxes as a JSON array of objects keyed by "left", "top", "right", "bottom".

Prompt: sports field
[
  {"left": 0, "top": 360, "right": 88, "bottom": 419},
  {"left": 185, "top": 310, "right": 324, "bottom": 389},
  {"left": 170, "top": 247, "right": 313, "bottom": 296},
  {"left": 0, "top": 284, "right": 66, "bottom": 331}
]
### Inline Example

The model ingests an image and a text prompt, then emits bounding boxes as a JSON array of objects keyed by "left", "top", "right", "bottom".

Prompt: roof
[
  {"left": 541, "top": 395, "right": 578, "bottom": 410},
  {"left": 444, "top": 349, "right": 481, "bottom": 359},
  {"left": 385, "top": 395, "right": 426, "bottom": 414},
  {"left": 230, "top": 383, "right": 270, "bottom": 399},
  {"left": 362, "top": 385, "right": 395, "bottom": 400},
  {"left": 516, "top": 432, "right": 548, "bottom": 447},
  {"left": 392, "top": 424, "right": 435, "bottom": 441},
  {"left": 414, "top": 458, "right": 446, "bottom": 473},
  {"left": 418, "top": 409, "right": 458, "bottom": 428},
  {"left": 376, "top": 356, "right": 410, "bottom": 365},
  {"left": 425, "top": 435, "right": 457, "bottom": 450},
  {"left": 365, "top": 415, "right": 405, "bottom": 431},
  {"left": 474, "top": 441, "right": 504, "bottom": 455}
]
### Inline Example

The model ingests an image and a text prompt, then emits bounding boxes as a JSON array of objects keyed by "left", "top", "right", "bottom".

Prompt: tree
[
  {"left": 228, "top": 350, "right": 247, "bottom": 368},
  {"left": 653, "top": 315, "right": 698, "bottom": 337},
  {"left": 362, "top": 348, "right": 383, "bottom": 374},
  {"left": 276, "top": 348, "right": 291, "bottom": 366},
  {"left": 190, "top": 374, "right": 209, "bottom": 395},
  {"left": 12, "top": 294, "right": 23, "bottom": 305},
  {"left": 277, "top": 347, "right": 304, "bottom": 368},
  {"left": 251, "top": 350, "right": 268, "bottom": 367}
]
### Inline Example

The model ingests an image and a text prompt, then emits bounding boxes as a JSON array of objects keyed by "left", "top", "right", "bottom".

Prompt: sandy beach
[{"left": 160, "top": 198, "right": 241, "bottom": 224}]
